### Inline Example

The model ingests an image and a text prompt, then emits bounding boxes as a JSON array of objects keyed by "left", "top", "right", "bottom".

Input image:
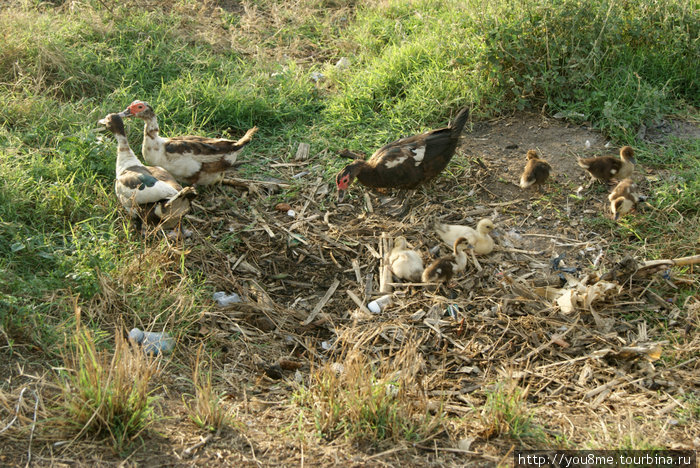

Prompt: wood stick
[
  {"left": 641, "top": 254, "right": 700, "bottom": 268},
  {"left": 250, "top": 208, "right": 275, "bottom": 238},
  {"left": 302, "top": 278, "right": 340, "bottom": 325},
  {"left": 379, "top": 233, "right": 393, "bottom": 294},
  {"left": 346, "top": 289, "right": 371, "bottom": 315}
]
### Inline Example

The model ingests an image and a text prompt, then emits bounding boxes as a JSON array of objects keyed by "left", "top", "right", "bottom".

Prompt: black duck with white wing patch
[{"left": 335, "top": 106, "right": 470, "bottom": 202}]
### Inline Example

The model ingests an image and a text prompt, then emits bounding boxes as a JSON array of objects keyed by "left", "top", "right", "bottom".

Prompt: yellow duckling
[
  {"left": 389, "top": 236, "right": 424, "bottom": 282},
  {"left": 434, "top": 218, "right": 496, "bottom": 255}
]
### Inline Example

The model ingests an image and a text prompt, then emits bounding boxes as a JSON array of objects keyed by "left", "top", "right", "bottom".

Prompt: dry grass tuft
[
  {"left": 58, "top": 325, "right": 160, "bottom": 453},
  {"left": 185, "top": 347, "right": 233, "bottom": 433},
  {"left": 295, "top": 337, "right": 441, "bottom": 448}
]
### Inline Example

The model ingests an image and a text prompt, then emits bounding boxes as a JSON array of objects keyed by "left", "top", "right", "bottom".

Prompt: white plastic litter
[
  {"left": 128, "top": 328, "right": 175, "bottom": 356},
  {"left": 213, "top": 291, "right": 242, "bottom": 306},
  {"left": 367, "top": 294, "right": 393, "bottom": 314}
]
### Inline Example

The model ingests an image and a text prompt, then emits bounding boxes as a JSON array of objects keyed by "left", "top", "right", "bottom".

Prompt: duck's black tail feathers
[{"left": 449, "top": 106, "right": 471, "bottom": 138}]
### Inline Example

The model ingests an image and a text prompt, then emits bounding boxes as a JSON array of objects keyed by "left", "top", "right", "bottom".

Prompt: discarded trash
[
  {"left": 553, "top": 111, "right": 585, "bottom": 120},
  {"left": 335, "top": 57, "right": 350, "bottom": 69},
  {"left": 128, "top": 328, "right": 174, "bottom": 356},
  {"left": 213, "top": 291, "right": 242, "bottom": 306},
  {"left": 551, "top": 253, "right": 578, "bottom": 274},
  {"left": 310, "top": 71, "right": 324, "bottom": 82},
  {"left": 287, "top": 209, "right": 296, "bottom": 218},
  {"left": 367, "top": 294, "right": 393, "bottom": 313},
  {"left": 446, "top": 304, "right": 459, "bottom": 318}
]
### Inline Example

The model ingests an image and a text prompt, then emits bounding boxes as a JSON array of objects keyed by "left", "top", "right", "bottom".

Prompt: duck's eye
[{"left": 337, "top": 174, "right": 350, "bottom": 189}]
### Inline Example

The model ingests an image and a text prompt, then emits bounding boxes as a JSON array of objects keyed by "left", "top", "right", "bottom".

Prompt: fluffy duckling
[
  {"left": 434, "top": 218, "right": 496, "bottom": 255},
  {"left": 119, "top": 100, "right": 258, "bottom": 185},
  {"left": 335, "top": 107, "right": 470, "bottom": 203},
  {"left": 577, "top": 146, "right": 635, "bottom": 184},
  {"left": 519, "top": 150, "right": 551, "bottom": 191},
  {"left": 389, "top": 236, "right": 424, "bottom": 282},
  {"left": 99, "top": 113, "right": 196, "bottom": 231},
  {"left": 421, "top": 237, "right": 470, "bottom": 284},
  {"left": 608, "top": 178, "right": 642, "bottom": 220}
]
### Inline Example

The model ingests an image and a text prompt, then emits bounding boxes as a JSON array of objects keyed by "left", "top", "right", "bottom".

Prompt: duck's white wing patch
[
  {"left": 384, "top": 155, "right": 409, "bottom": 169},
  {"left": 412, "top": 146, "right": 426, "bottom": 166}
]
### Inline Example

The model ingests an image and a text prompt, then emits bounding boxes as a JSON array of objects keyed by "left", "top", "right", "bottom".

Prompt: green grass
[{"left": 480, "top": 381, "right": 547, "bottom": 446}]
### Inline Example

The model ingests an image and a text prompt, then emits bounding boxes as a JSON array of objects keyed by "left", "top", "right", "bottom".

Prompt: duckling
[
  {"left": 421, "top": 237, "right": 470, "bottom": 284},
  {"left": 608, "top": 178, "right": 642, "bottom": 220},
  {"left": 335, "top": 107, "right": 470, "bottom": 204},
  {"left": 434, "top": 218, "right": 496, "bottom": 255},
  {"left": 389, "top": 236, "right": 424, "bottom": 282},
  {"left": 119, "top": 100, "right": 258, "bottom": 185},
  {"left": 577, "top": 146, "right": 635, "bottom": 184},
  {"left": 99, "top": 113, "right": 196, "bottom": 231},
  {"left": 519, "top": 150, "right": 551, "bottom": 191}
]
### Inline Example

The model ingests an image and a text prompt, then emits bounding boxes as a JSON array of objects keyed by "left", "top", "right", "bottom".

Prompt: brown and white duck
[
  {"left": 389, "top": 236, "right": 424, "bottom": 282},
  {"left": 421, "top": 237, "right": 470, "bottom": 284},
  {"left": 608, "top": 178, "right": 642, "bottom": 220},
  {"left": 119, "top": 100, "right": 258, "bottom": 186},
  {"left": 577, "top": 146, "right": 635, "bottom": 184},
  {"left": 434, "top": 218, "right": 496, "bottom": 255},
  {"left": 99, "top": 113, "right": 196, "bottom": 230},
  {"left": 335, "top": 106, "right": 470, "bottom": 203},
  {"left": 519, "top": 150, "right": 551, "bottom": 191}
]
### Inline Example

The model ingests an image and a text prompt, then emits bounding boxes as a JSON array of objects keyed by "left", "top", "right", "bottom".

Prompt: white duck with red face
[
  {"left": 119, "top": 100, "right": 258, "bottom": 186},
  {"left": 99, "top": 113, "right": 196, "bottom": 229}
]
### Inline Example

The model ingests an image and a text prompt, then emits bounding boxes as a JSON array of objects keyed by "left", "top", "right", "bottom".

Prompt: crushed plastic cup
[
  {"left": 128, "top": 328, "right": 175, "bottom": 356},
  {"left": 213, "top": 291, "right": 242, "bottom": 306}
]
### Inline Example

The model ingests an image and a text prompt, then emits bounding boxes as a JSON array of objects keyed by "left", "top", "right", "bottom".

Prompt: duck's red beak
[{"left": 337, "top": 189, "right": 346, "bottom": 203}]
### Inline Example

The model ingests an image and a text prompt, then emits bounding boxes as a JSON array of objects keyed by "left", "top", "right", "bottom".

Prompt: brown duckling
[
  {"left": 421, "top": 237, "right": 470, "bottom": 284},
  {"left": 608, "top": 178, "right": 642, "bottom": 220},
  {"left": 577, "top": 146, "right": 635, "bottom": 184},
  {"left": 335, "top": 107, "right": 470, "bottom": 203},
  {"left": 519, "top": 150, "right": 551, "bottom": 191},
  {"left": 389, "top": 236, "right": 424, "bottom": 282}
]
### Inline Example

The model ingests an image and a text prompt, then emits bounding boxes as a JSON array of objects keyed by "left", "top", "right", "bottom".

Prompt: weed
[
  {"left": 184, "top": 348, "right": 232, "bottom": 433},
  {"left": 480, "top": 380, "right": 546, "bottom": 446},
  {"left": 57, "top": 323, "right": 159, "bottom": 453},
  {"left": 294, "top": 345, "right": 440, "bottom": 447}
]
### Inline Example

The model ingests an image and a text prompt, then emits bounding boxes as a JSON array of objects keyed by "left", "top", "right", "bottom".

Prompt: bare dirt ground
[{"left": 2, "top": 113, "right": 698, "bottom": 467}]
